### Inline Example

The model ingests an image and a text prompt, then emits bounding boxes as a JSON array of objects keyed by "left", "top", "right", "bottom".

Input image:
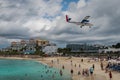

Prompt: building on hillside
[
  {"left": 26, "top": 39, "right": 36, "bottom": 51},
  {"left": 29, "top": 39, "right": 36, "bottom": 45},
  {"left": 42, "top": 43, "right": 57, "bottom": 55},
  {"left": 35, "top": 39, "right": 49, "bottom": 46},
  {"left": 20, "top": 40, "right": 26, "bottom": 45},
  {"left": 9, "top": 39, "right": 50, "bottom": 54},
  {"left": 10, "top": 40, "right": 35, "bottom": 54},
  {"left": 11, "top": 41, "right": 22, "bottom": 51},
  {"left": 99, "top": 48, "right": 120, "bottom": 53},
  {"left": 66, "top": 43, "right": 99, "bottom": 53}
]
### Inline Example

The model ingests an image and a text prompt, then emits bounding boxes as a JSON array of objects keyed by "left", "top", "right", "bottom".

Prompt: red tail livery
[{"left": 66, "top": 15, "right": 69, "bottom": 22}]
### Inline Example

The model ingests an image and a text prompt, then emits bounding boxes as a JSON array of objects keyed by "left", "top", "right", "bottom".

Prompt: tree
[
  {"left": 115, "top": 43, "right": 120, "bottom": 48},
  {"left": 57, "top": 48, "right": 63, "bottom": 53},
  {"left": 112, "top": 43, "right": 120, "bottom": 48},
  {"left": 57, "top": 48, "right": 71, "bottom": 55},
  {"left": 34, "top": 44, "right": 44, "bottom": 56},
  {"left": 59, "top": 48, "right": 71, "bottom": 55}
]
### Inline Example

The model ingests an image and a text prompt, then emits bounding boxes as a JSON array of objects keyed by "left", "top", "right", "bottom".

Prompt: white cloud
[{"left": 77, "top": 0, "right": 86, "bottom": 8}]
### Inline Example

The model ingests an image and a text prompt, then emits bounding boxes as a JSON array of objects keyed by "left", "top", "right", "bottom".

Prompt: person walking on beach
[
  {"left": 51, "top": 60, "right": 53, "bottom": 64},
  {"left": 79, "top": 64, "right": 81, "bottom": 68},
  {"left": 109, "top": 71, "right": 112, "bottom": 80},
  {"left": 89, "top": 67, "right": 94, "bottom": 80},
  {"left": 75, "top": 64, "right": 76, "bottom": 67},
  {"left": 71, "top": 60, "right": 73, "bottom": 66},
  {"left": 81, "top": 59, "right": 83, "bottom": 62},
  {"left": 89, "top": 67, "right": 94, "bottom": 75},
  {"left": 78, "top": 71, "right": 81, "bottom": 75},
  {"left": 100, "top": 62, "right": 104, "bottom": 70},
  {"left": 92, "top": 64, "right": 95, "bottom": 70},
  {"left": 62, "top": 65, "right": 64, "bottom": 69}
]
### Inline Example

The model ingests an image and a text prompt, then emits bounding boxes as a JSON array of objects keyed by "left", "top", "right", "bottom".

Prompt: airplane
[{"left": 66, "top": 15, "right": 93, "bottom": 28}]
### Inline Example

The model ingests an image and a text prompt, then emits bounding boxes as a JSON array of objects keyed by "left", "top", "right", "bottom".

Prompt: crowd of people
[
  {"left": 49, "top": 57, "right": 120, "bottom": 80},
  {"left": 51, "top": 58, "right": 96, "bottom": 80},
  {"left": 106, "top": 60, "right": 120, "bottom": 72}
]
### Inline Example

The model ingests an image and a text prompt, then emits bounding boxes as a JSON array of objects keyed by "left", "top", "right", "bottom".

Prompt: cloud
[{"left": 0, "top": 0, "right": 120, "bottom": 48}]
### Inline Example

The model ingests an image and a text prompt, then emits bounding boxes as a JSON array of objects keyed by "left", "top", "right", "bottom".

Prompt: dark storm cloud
[{"left": 0, "top": 32, "right": 30, "bottom": 39}]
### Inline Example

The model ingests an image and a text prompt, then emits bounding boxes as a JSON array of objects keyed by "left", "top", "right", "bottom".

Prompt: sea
[{"left": 0, "top": 59, "right": 72, "bottom": 80}]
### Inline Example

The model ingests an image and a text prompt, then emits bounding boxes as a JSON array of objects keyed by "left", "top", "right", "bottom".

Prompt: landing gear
[{"left": 80, "top": 25, "right": 83, "bottom": 28}]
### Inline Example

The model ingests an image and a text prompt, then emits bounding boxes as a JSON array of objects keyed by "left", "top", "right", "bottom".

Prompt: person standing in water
[
  {"left": 70, "top": 69, "right": 73, "bottom": 76},
  {"left": 62, "top": 65, "right": 64, "bottom": 69},
  {"left": 59, "top": 69, "right": 63, "bottom": 76}
]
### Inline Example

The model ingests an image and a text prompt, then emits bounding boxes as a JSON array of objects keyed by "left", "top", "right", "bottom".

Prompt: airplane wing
[
  {"left": 84, "top": 23, "right": 93, "bottom": 27},
  {"left": 83, "top": 16, "right": 90, "bottom": 20}
]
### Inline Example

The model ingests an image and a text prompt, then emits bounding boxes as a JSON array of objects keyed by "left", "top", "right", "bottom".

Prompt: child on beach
[
  {"left": 85, "top": 68, "right": 89, "bottom": 76},
  {"left": 71, "top": 60, "right": 73, "bottom": 66},
  {"left": 100, "top": 62, "right": 104, "bottom": 70},
  {"left": 82, "top": 69, "right": 85, "bottom": 76},
  {"left": 109, "top": 71, "right": 112, "bottom": 80}
]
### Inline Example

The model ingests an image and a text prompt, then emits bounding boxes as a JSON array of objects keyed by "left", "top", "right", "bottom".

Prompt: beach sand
[
  {"left": 0, "top": 56, "right": 120, "bottom": 80},
  {"left": 37, "top": 57, "right": 120, "bottom": 80}
]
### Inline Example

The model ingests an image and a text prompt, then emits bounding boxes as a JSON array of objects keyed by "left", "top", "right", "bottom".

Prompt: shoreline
[{"left": 0, "top": 56, "right": 120, "bottom": 80}]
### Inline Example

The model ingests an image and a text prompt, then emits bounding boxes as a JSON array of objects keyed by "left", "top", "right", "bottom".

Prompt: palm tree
[{"left": 35, "top": 44, "right": 44, "bottom": 56}]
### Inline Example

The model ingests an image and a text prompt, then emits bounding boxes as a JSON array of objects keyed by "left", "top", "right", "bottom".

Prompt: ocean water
[{"left": 0, "top": 59, "right": 72, "bottom": 80}]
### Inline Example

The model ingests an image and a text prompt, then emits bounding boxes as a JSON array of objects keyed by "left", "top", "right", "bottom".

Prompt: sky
[{"left": 0, "top": 0, "right": 120, "bottom": 48}]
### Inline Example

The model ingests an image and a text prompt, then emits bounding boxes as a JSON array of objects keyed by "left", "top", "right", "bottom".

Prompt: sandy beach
[
  {"left": 37, "top": 57, "right": 120, "bottom": 80},
  {"left": 0, "top": 56, "right": 120, "bottom": 80}
]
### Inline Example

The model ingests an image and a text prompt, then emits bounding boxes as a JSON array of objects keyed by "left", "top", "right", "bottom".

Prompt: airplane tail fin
[
  {"left": 66, "top": 15, "right": 71, "bottom": 22},
  {"left": 66, "top": 15, "right": 69, "bottom": 22}
]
